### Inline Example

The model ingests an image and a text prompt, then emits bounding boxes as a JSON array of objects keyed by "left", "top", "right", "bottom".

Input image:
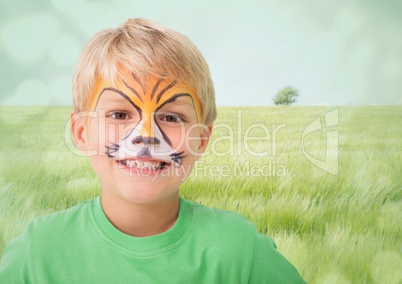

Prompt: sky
[{"left": 0, "top": 0, "right": 401, "bottom": 106}]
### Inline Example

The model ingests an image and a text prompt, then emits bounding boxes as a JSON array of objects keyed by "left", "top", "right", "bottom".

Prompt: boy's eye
[
  {"left": 161, "top": 114, "right": 183, "bottom": 123},
  {"left": 108, "top": 112, "right": 130, "bottom": 120}
]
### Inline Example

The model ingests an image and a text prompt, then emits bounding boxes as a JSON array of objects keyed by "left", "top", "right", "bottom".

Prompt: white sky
[{"left": 0, "top": 0, "right": 401, "bottom": 106}]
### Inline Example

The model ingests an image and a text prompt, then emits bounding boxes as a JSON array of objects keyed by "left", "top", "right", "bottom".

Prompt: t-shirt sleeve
[
  {"left": 248, "top": 232, "right": 306, "bottom": 283},
  {"left": 0, "top": 226, "right": 31, "bottom": 283}
]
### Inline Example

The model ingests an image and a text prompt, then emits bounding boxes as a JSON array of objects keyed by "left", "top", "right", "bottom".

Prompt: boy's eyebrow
[
  {"left": 156, "top": 93, "right": 199, "bottom": 121},
  {"left": 94, "top": 87, "right": 142, "bottom": 116},
  {"left": 166, "top": 95, "right": 195, "bottom": 106}
]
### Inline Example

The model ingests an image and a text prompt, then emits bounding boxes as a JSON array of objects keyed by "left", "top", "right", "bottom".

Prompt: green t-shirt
[{"left": 0, "top": 197, "right": 305, "bottom": 283}]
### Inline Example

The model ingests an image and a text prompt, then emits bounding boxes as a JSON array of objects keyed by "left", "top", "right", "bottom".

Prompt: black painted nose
[{"left": 132, "top": 136, "right": 160, "bottom": 145}]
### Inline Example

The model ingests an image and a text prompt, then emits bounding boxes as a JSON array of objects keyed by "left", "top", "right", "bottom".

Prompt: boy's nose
[
  {"left": 139, "top": 115, "right": 155, "bottom": 138},
  {"left": 132, "top": 136, "right": 160, "bottom": 145}
]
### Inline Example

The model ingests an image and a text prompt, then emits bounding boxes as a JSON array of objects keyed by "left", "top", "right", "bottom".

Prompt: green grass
[{"left": 0, "top": 106, "right": 401, "bottom": 283}]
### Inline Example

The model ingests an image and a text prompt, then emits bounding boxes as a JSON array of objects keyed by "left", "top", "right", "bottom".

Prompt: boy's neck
[{"left": 100, "top": 191, "right": 180, "bottom": 237}]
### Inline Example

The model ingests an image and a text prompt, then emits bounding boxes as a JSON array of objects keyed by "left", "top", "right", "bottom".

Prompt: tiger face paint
[{"left": 87, "top": 70, "right": 203, "bottom": 171}]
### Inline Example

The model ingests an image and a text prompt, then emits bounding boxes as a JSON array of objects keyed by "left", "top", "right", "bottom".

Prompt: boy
[{"left": 0, "top": 18, "right": 305, "bottom": 283}]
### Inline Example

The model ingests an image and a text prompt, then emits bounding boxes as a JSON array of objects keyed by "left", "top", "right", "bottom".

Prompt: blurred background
[{"left": 1, "top": 0, "right": 401, "bottom": 107}]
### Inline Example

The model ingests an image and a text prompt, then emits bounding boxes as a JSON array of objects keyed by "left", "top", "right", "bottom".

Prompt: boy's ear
[
  {"left": 70, "top": 111, "right": 89, "bottom": 154},
  {"left": 196, "top": 124, "right": 213, "bottom": 160}
]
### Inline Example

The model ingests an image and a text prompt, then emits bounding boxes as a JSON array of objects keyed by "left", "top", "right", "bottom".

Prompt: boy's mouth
[{"left": 118, "top": 159, "right": 170, "bottom": 170}]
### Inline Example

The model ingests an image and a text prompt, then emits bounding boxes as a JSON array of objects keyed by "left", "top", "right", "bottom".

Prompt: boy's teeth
[{"left": 121, "top": 159, "right": 165, "bottom": 170}]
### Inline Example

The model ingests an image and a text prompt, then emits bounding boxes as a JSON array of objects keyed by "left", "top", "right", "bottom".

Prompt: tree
[{"left": 273, "top": 86, "right": 299, "bottom": 105}]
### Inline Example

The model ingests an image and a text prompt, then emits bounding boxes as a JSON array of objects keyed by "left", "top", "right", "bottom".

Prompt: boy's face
[{"left": 72, "top": 69, "right": 210, "bottom": 204}]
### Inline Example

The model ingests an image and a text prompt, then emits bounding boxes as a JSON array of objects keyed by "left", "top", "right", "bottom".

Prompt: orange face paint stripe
[{"left": 87, "top": 73, "right": 203, "bottom": 126}]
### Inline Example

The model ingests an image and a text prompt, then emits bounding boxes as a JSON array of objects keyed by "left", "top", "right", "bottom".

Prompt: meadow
[{"left": 0, "top": 105, "right": 401, "bottom": 283}]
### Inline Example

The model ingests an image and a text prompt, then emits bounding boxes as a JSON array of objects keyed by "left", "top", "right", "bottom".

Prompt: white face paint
[{"left": 108, "top": 119, "right": 185, "bottom": 168}]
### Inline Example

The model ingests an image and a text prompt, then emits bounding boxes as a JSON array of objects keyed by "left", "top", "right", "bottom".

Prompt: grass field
[{"left": 0, "top": 106, "right": 401, "bottom": 283}]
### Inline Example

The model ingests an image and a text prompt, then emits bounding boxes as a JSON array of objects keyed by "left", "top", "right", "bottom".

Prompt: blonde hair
[{"left": 72, "top": 18, "right": 216, "bottom": 125}]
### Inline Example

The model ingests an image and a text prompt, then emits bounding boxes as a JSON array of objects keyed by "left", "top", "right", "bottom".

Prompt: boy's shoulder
[
  {"left": 184, "top": 200, "right": 306, "bottom": 283},
  {"left": 25, "top": 197, "right": 96, "bottom": 236},
  {"left": 186, "top": 198, "right": 256, "bottom": 230},
  {"left": 183, "top": 198, "right": 261, "bottom": 245}
]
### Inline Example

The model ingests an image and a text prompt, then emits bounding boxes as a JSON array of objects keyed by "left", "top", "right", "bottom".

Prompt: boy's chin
[{"left": 114, "top": 185, "right": 180, "bottom": 205}]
